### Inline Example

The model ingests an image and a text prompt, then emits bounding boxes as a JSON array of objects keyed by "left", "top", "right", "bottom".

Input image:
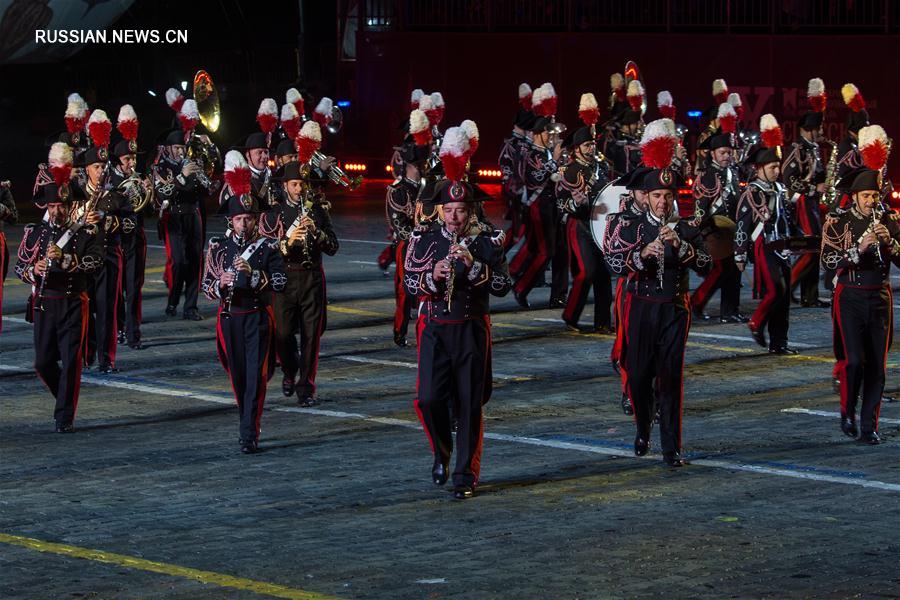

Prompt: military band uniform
[{"left": 0, "top": 181, "right": 18, "bottom": 333}]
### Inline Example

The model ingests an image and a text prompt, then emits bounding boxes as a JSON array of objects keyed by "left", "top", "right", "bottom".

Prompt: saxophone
[{"left": 822, "top": 139, "right": 839, "bottom": 209}]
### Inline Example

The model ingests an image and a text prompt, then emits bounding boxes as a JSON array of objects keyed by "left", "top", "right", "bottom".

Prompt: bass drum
[
  {"left": 590, "top": 184, "right": 631, "bottom": 250},
  {"left": 703, "top": 214, "right": 737, "bottom": 260}
]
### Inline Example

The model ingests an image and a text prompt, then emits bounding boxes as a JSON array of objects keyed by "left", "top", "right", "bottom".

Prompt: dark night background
[{"left": 4, "top": 0, "right": 900, "bottom": 217}]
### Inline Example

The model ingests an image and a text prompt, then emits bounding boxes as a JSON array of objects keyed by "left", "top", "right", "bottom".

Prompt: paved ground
[{"left": 2, "top": 181, "right": 900, "bottom": 599}]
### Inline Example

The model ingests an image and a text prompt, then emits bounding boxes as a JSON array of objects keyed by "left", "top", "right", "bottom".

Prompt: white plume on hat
[
  {"left": 518, "top": 83, "right": 532, "bottom": 99},
  {"left": 224, "top": 149, "right": 248, "bottom": 172},
  {"left": 430, "top": 91, "right": 445, "bottom": 107},
  {"left": 580, "top": 92, "right": 599, "bottom": 111},
  {"left": 657, "top": 91, "right": 673, "bottom": 108},
  {"left": 299, "top": 120, "right": 322, "bottom": 142},
  {"left": 314, "top": 97, "right": 333, "bottom": 116},
  {"left": 179, "top": 99, "right": 199, "bottom": 120}
]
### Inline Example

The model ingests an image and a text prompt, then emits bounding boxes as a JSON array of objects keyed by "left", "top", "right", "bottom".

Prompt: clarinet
[
  {"left": 221, "top": 234, "right": 244, "bottom": 319},
  {"left": 872, "top": 203, "right": 885, "bottom": 266},
  {"left": 443, "top": 232, "right": 459, "bottom": 315},
  {"left": 34, "top": 229, "right": 55, "bottom": 312},
  {"left": 656, "top": 209, "right": 674, "bottom": 292}
]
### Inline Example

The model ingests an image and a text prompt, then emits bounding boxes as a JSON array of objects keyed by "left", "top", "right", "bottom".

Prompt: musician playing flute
[
  {"left": 202, "top": 151, "right": 285, "bottom": 454},
  {"left": 821, "top": 125, "right": 900, "bottom": 446},
  {"left": 404, "top": 127, "right": 512, "bottom": 499},
  {"left": 606, "top": 119, "right": 710, "bottom": 467},
  {"left": 16, "top": 143, "right": 103, "bottom": 433}
]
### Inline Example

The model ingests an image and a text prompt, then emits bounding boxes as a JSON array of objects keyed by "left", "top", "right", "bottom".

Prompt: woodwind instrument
[
  {"left": 221, "top": 234, "right": 244, "bottom": 319},
  {"left": 443, "top": 232, "right": 459, "bottom": 315}
]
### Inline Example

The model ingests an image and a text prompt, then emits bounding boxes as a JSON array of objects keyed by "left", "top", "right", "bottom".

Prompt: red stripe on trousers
[
  {"left": 71, "top": 293, "right": 89, "bottom": 421},
  {"left": 562, "top": 218, "right": 585, "bottom": 323},
  {"left": 412, "top": 315, "right": 435, "bottom": 453},
  {"left": 393, "top": 240, "right": 408, "bottom": 333},
  {"left": 691, "top": 258, "right": 724, "bottom": 311},
  {"left": 513, "top": 201, "right": 549, "bottom": 294},
  {"left": 833, "top": 284, "right": 850, "bottom": 416},
  {"left": 750, "top": 238, "right": 778, "bottom": 329}
]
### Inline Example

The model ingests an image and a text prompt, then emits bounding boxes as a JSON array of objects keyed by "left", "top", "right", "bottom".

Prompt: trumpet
[
  {"left": 310, "top": 150, "right": 362, "bottom": 190},
  {"left": 546, "top": 121, "right": 567, "bottom": 150}
]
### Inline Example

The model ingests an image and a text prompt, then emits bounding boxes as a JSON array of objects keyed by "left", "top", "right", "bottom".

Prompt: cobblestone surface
[{"left": 2, "top": 185, "right": 900, "bottom": 598}]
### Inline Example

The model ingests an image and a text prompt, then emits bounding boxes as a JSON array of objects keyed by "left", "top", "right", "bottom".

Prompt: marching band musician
[
  {"left": 690, "top": 104, "right": 745, "bottom": 323},
  {"left": 386, "top": 110, "right": 431, "bottom": 347},
  {"left": 512, "top": 83, "right": 563, "bottom": 309},
  {"left": 603, "top": 84, "right": 644, "bottom": 180},
  {"left": 782, "top": 78, "right": 829, "bottom": 309},
  {"left": 16, "top": 143, "right": 103, "bottom": 433},
  {"left": 259, "top": 121, "right": 339, "bottom": 406},
  {"left": 498, "top": 84, "right": 535, "bottom": 252},
  {"left": 836, "top": 84, "right": 869, "bottom": 183},
  {"left": 77, "top": 110, "right": 126, "bottom": 373},
  {"left": 821, "top": 125, "right": 900, "bottom": 446},
  {"left": 202, "top": 152, "right": 286, "bottom": 454},
  {"left": 695, "top": 79, "right": 731, "bottom": 173},
  {"left": 605, "top": 119, "right": 711, "bottom": 467},
  {"left": 556, "top": 124, "right": 613, "bottom": 333},
  {"left": 734, "top": 115, "right": 798, "bottom": 354},
  {"left": 404, "top": 126, "right": 512, "bottom": 499},
  {"left": 605, "top": 166, "right": 653, "bottom": 416},
  {"left": 110, "top": 105, "right": 149, "bottom": 350},
  {"left": 155, "top": 99, "right": 213, "bottom": 321},
  {"left": 0, "top": 178, "right": 17, "bottom": 333}
]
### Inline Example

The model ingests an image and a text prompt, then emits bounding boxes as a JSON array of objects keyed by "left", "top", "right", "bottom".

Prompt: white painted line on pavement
[
  {"left": 782, "top": 407, "right": 900, "bottom": 425},
  {"left": 4, "top": 362, "right": 900, "bottom": 494},
  {"left": 341, "top": 238, "right": 389, "bottom": 245},
  {"left": 2, "top": 316, "right": 29, "bottom": 324},
  {"left": 333, "top": 354, "right": 525, "bottom": 381}
]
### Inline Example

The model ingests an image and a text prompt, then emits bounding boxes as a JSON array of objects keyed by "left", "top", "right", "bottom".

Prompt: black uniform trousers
[
  {"left": 393, "top": 241, "right": 417, "bottom": 338},
  {"left": 34, "top": 293, "right": 88, "bottom": 424},
  {"left": 563, "top": 218, "right": 612, "bottom": 328},
  {"left": 274, "top": 267, "right": 326, "bottom": 397},
  {"left": 87, "top": 245, "right": 122, "bottom": 368},
  {"left": 218, "top": 307, "right": 273, "bottom": 442},
  {"left": 622, "top": 294, "right": 689, "bottom": 454},
  {"left": 833, "top": 284, "right": 892, "bottom": 435},
  {"left": 751, "top": 239, "right": 791, "bottom": 350},
  {"left": 0, "top": 231, "right": 7, "bottom": 333},
  {"left": 414, "top": 316, "right": 489, "bottom": 488},
  {"left": 163, "top": 210, "right": 202, "bottom": 312},
  {"left": 791, "top": 195, "right": 822, "bottom": 304},
  {"left": 514, "top": 197, "right": 556, "bottom": 297},
  {"left": 118, "top": 229, "right": 147, "bottom": 344},
  {"left": 691, "top": 256, "right": 741, "bottom": 317},
  {"left": 551, "top": 217, "right": 569, "bottom": 302}
]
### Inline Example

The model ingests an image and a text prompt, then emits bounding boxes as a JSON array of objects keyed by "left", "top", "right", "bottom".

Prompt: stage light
[
  {"left": 686, "top": 178, "right": 693, "bottom": 186},
  {"left": 343, "top": 163, "right": 367, "bottom": 172},
  {"left": 337, "top": 100, "right": 350, "bottom": 108},
  {"left": 180, "top": 81, "right": 188, "bottom": 91},
  {"left": 147, "top": 90, "right": 157, "bottom": 97},
  {"left": 687, "top": 110, "right": 702, "bottom": 118},
  {"left": 384, "top": 165, "right": 393, "bottom": 173},
  {"left": 477, "top": 169, "right": 502, "bottom": 178}
]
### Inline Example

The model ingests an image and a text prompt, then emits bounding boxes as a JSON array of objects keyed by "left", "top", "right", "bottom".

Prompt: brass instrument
[
  {"left": 310, "top": 150, "right": 362, "bottom": 190},
  {"left": 443, "top": 232, "right": 459, "bottom": 314},
  {"left": 185, "top": 130, "right": 220, "bottom": 189},
  {"left": 822, "top": 139, "right": 839, "bottom": 209},
  {"left": 221, "top": 234, "right": 243, "bottom": 320},
  {"left": 116, "top": 172, "right": 153, "bottom": 214},
  {"left": 546, "top": 121, "right": 567, "bottom": 150},
  {"left": 193, "top": 70, "right": 221, "bottom": 133}
]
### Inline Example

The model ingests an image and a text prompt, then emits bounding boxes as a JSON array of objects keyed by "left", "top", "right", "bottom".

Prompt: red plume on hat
[
  {"left": 842, "top": 83, "right": 866, "bottom": 113},
  {"left": 409, "top": 109, "right": 432, "bottom": 146},
  {"left": 295, "top": 121, "right": 322, "bottom": 163},
  {"left": 257, "top": 98, "right": 279, "bottom": 135},
  {"left": 117, "top": 104, "right": 139, "bottom": 143},
  {"left": 759, "top": 114, "right": 783, "bottom": 148},
  {"left": 717, "top": 103, "right": 737, "bottom": 134},
  {"left": 439, "top": 126, "right": 471, "bottom": 183},
  {"left": 64, "top": 93, "right": 88, "bottom": 135},
  {"left": 313, "top": 97, "right": 333, "bottom": 129},
  {"left": 859, "top": 125, "right": 889, "bottom": 171},
  {"left": 286, "top": 88, "right": 305, "bottom": 120},
  {"left": 712, "top": 78, "right": 729, "bottom": 104},
  {"left": 88, "top": 109, "right": 112, "bottom": 148},
  {"left": 460, "top": 119, "right": 479, "bottom": 158},
  {"left": 223, "top": 150, "right": 252, "bottom": 196},
  {"left": 532, "top": 83, "right": 558, "bottom": 117},
  {"left": 410, "top": 88, "right": 424, "bottom": 110},
  {"left": 626, "top": 80, "right": 644, "bottom": 112},
  {"left": 657, "top": 91, "right": 676, "bottom": 120},
  {"left": 807, "top": 78, "right": 827, "bottom": 113},
  {"left": 640, "top": 118, "right": 677, "bottom": 169},
  {"left": 579, "top": 93, "right": 600, "bottom": 126},
  {"left": 178, "top": 99, "right": 200, "bottom": 135},
  {"left": 518, "top": 83, "right": 533, "bottom": 110},
  {"left": 280, "top": 103, "right": 301, "bottom": 140},
  {"left": 431, "top": 92, "right": 445, "bottom": 125},
  {"left": 610, "top": 73, "right": 625, "bottom": 102},
  {"left": 48, "top": 142, "right": 74, "bottom": 187},
  {"left": 727, "top": 92, "right": 744, "bottom": 121},
  {"left": 166, "top": 88, "right": 185, "bottom": 113}
]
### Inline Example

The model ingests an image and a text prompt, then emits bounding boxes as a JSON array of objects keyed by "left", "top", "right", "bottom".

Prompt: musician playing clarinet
[
  {"left": 404, "top": 128, "right": 512, "bottom": 499},
  {"left": 821, "top": 125, "right": 900, "bottom": 445},
  {"left": 606, "top": 119, "right": 710, "bottom": 467},
  {"left": 202, "top": 152, "right": 285, "bottom": 454},
  {"left": 15, "top": 143, "right": 103, "bottom": 433}
]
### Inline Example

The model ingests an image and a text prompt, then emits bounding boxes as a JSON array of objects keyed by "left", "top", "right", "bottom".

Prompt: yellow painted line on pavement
[
  {"left": 0, "top": 533, "right": 337, "bottom": 600},
  {"left": 328, "top": 305, "right": 386, "bottom": 317}
]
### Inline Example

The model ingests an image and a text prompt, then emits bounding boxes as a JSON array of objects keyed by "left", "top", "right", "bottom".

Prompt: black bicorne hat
[
  {"left": 798, "top": 111, "right": 824, "bottom": 132},
  {"left": 617, "top": 166, "right": 653, "bottom": 190},
  {"left": 274, "top": 138, "right": 297, "bottom": 158},
  {"left": 837, "top": 166, "right": 882, "bottom": 193},
  {"left": 639, "top": 167, "right": 682, "bottom": 192},
  {"left": 743, "top": 144, "right": 782, "bottom": 166},
  {"left": 217, "top": 192, "right": 262, "bottom": 217},
  {"left": 846, "top": 109, "right": 870, "bottom": 134},
  {"left": 698, "top": 133, "right": 736, "bottom": 151}
]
